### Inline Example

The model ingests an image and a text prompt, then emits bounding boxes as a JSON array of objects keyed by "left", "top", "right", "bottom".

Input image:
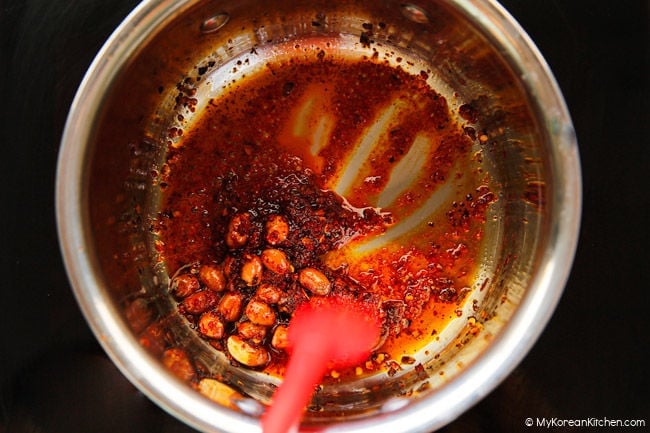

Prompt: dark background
[{"left": 1, "top": 1, "right": 648, "bottom": 432}]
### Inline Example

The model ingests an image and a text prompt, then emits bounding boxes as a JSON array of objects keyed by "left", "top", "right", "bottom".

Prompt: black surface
[{"left": 1, "top": 1, "right": 648, "bottom": 432}]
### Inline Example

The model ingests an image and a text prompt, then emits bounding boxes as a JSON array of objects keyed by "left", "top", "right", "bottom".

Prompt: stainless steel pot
[{"left": 56, "top": 1, "right": 581, "bottom": 432}]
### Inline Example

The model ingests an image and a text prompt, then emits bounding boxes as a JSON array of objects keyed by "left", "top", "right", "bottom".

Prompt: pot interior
[{"left": 75, "top": 0, "right": 567, "bottom": 429}]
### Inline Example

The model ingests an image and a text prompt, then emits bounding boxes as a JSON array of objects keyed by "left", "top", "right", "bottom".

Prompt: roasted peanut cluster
[{"left": 171, "top": 211, "right": 375, "bottom": 369}]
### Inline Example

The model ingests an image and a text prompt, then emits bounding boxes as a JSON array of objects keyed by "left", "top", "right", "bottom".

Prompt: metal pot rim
[{"left": 56, "top": 1, "right": 581, "bottom": 432}]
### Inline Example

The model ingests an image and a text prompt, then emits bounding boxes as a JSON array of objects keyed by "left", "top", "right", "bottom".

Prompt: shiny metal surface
[{"left": 56, "top": 1, "right": 581, "bottom": 432}]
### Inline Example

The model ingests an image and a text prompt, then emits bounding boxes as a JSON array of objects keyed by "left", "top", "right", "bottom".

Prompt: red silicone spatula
[{"left": 261, "top": 296, "right": 381, "bottom": 433}]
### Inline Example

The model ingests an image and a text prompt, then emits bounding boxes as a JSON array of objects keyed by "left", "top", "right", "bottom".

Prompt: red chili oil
[{"left": 154, "top": 53, "right": 495, "bottom": 380}]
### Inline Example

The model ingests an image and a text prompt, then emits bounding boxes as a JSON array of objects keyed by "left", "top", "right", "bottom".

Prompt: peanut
[
  {"left": 222, "top": 255, "right": 237, "bottom": 279},
  {"left": 182, "top": 290, "right": 218, "bottom": 314},
  {"left": 245, "top": 300, "right": 276, "bottom": 326},
  {"left": 227, "top": 335, "right": 269, "bottom": 367},
  {"left": 271, "top": 325, "right": 289, "bottom": 350},
  {"left": 198, "top": 311, "right": 225, "bottom": 339},
  {"left": 255, "top": 283, "right": 283, "bottom": 304},
  {"left": 171, "top": 274, "right": 200, "bottom": 298},
  {"left": 162, "top": 348, "right": 195, "bottom": 382},
  {"left": 265, "top": 214, "right": 289, "bottom": 245},
  {"left": 298, "top": 267, "right": 331, "bottom": 295},
  {"left": 241, "top": 255, "right": 263, "bottom": 286},
  {"left": 218, "top": 292, "right": 243, "bottom": 322},
  {"left": 199, "top": 264, "right": 226, "bottom": 292},
  {"left": 261, "top": 248, "right": 293, "bottom": 275},
  {"left": 124, "top": 298, "right": 153, "bottom": 334},
  {"left": 225, "top": 212, "right": 251, "bottom": 248},
  {"left": 237, "top": 321, "right": 267, "bottom": 343},
  {"left": 197, "top": 378, "right": 243, "bottom": 410}
]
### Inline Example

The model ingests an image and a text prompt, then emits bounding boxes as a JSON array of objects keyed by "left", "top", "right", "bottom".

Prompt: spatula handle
[{"left": 261, "top": 343, "right": 329, "bottom": 433}]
